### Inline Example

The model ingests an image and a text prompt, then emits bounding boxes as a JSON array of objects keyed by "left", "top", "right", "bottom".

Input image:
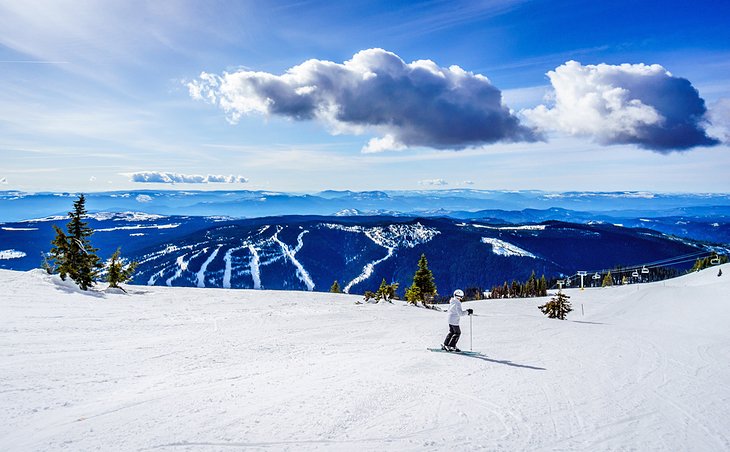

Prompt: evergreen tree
[
  {"left": 523, "top": 271, "right": 532, "bottom": 296},
  {"left": 48, "top": 194, "right": 102, "bottom": 290},
  {"left": 363, "top": 290, "right": 376, "bottom": 303},
  {"left": 406, "top": 254, "right": 437, "bottom": 306},
  {"left": 405, "top": 285, "right": 422, "bottom": 304},
  {"left": 539, "top": 275, "right": 548, "bottom": 296},
  {"left": 106, "top": 248, "right": 138, "bottom": 291},
  {"left": 330, "top": 280, "right": 341, "bottom": 293},
  {"left": 375, "top": 278, "right": 399, "bottom": 303},
  {"left": 538, "top": 290, "right": 573, "bottom": 320},
  {"left": 602, "top": 272, "right": 613, "bottom": 287}
]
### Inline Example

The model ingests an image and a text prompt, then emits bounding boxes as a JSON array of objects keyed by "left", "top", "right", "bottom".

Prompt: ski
[{"left": 427, "top": 347, "right": 481, "bottom": 356}]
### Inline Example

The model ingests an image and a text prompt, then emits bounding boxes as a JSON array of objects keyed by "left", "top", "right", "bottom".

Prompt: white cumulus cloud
[
  {"left": 418, "top": 178, "right": 448, "bottom": 186},
  {"left": 136, "top": 194, "right": 153, "bottom": 203},
  {"left": 706, "top": 98, "right": 730, "bottom": 144},
  {"left": 189, "top": 48, "right": 539, "bottom": 152},
  {"left": 522, "top": 61, "right": 718, "bottom": 152},
  {"left": 129, "top": 172, "right": 249, "bottom": 184}
]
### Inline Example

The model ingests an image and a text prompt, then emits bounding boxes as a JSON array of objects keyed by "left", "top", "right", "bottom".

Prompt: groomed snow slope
[{"left": 1, "top": 266, "right": 729, "bottom": 451}]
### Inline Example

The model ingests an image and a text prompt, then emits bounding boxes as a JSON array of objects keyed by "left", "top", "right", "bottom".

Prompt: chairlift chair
[
  {"left": 593, "top": 272, "right": 600, "bottom": 280},
  {"left": 632, "top": 271, "right": 639, "bottom": 278},
  {"left": 711, "top": 256, "right": 720, "bottom": 265},
  {"left": 641, "top": 266, "right": 649, "bottom": 274}
]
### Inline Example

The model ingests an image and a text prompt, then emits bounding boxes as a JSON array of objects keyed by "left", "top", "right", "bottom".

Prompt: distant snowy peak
[
  {"left": 542, "top": 191, "right": 657, "bottom": 199},
  {"left": 334, "top": 209, "right": 362, "bottom": 216},
  {"left": 90, "top": 212, "right": 168, "bottom": 222},
  {"left": 321, "top": 222, "right": 440, "bottom": 249},
  {"left": 22, "top": 211, "right": 170, "bottom": 223},
  {"left": 464, "top": 223, "right": 547, "bottom": 231},
  {"left": 481, "top": 238, "right": 537, "bottom": 258}
]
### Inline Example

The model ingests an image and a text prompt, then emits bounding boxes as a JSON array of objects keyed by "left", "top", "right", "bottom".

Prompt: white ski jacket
[{"left": 447, "top": 296, "right": 467, "bottom": 325}]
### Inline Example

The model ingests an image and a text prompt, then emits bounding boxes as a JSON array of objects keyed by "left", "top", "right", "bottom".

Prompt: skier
[{"left": 442, "top": 289, "right": 473, "bottom": 352}]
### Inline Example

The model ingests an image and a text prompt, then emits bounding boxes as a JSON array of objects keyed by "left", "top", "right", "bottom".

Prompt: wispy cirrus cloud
[
  {"left": 189, "top": 48, "right": 540, "bottom": 152},
  {"left": 522, "top": 61, "right": 719, "bottom": 152},
  {"left": 128, "top": 171, "right": 249, "bottom": 184}
]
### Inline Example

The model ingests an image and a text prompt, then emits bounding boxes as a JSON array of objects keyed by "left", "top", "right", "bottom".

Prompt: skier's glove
[{"left": 467, "top": 308, "right": 473, "bottom": 315}]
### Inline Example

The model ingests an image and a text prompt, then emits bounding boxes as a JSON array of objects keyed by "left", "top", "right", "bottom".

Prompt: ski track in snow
[
  {"left": 165, "top": 254, "right": 189, "bottom": 286},
  {"left": 294, "top": 229, "right": 308, "bottom": 254},
  {"left": 165, "top": 249, "right": 205, "bottom": 286},
  {"left": 272, "top": 227, "right": 314, "bottom": 291},
  {"left": 248, "top": 244, "right": 261, "bottom": 289},
  {"left": 147, "top": 267, "right": 166, "bottom": 285},
  {"left": 344, "top": 247, "right": 394, "bottom": 294},
  {"left": 223, "top": 245, "right": 247, "bottom": 289},
  {"left": 196, "top": 246, "right": 221, "bottom": 288}
]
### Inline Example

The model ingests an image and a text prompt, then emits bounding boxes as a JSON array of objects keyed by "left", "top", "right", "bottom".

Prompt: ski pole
[{"left": 470, "top": 313, "right": 473, "bottom": 351}]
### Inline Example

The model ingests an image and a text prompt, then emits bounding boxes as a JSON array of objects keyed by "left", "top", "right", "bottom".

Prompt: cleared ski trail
[{"left": 1, "top": 265, "right": 729, "bottom": 451}]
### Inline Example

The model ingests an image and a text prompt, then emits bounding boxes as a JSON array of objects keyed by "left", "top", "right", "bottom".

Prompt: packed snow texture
[
  {"left": 1, "top": 266, "right": 729, "bottom": 451},
  {"left": 481, "top": 237, "right": 537, "bottom": 258}
]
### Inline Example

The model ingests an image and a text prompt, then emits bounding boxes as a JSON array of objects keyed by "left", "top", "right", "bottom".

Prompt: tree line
[{"left": 486, "top": 271, "right": 548, "bottom": 299}]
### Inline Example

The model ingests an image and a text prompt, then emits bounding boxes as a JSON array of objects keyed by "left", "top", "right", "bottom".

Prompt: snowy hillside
[
  {"left": 2, "top": 214, "right": 719, "bottom": 295},
  {"left": 1, "top": 266, "right": 729, "bottom": 451}
]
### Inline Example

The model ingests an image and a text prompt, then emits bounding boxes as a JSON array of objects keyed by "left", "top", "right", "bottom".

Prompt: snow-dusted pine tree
[
  {"left": 106, "top": 248, "right": 138, "bottom": 292},
  {"left": 406, "top": 254, "right": 437, "bottom": 306},
  {"left": 539, "top": 290, "right": 573, "bottom": 320},
  {"left": 49, "top": 194, "right": 102, "bottom": 290}
]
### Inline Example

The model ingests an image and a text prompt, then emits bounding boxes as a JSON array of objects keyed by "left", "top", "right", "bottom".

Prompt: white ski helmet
[{"left": 453, "top": 289, "right": 464, "bottom": 298}]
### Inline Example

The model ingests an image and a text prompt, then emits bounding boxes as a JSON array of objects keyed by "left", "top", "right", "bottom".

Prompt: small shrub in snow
[
  {"left": 330, "top": 280, "right": 341, "bottom": 293},
  {"left": 374, "top": 278, "right": 398, "bottom": 303}
]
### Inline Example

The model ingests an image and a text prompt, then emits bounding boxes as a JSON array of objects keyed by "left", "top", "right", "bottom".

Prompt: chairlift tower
[{"left": 577, "top": 271, "right": 587, "bottom": 290}]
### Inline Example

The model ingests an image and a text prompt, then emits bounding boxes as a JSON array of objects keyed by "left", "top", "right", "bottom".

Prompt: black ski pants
[{"left": 444, "top": 324, "right": 461, "bottom": 347}]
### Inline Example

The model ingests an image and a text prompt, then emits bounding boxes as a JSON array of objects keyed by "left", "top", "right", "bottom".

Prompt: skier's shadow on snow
[{"left": 468, "top": 354, "right": 546, "bottom": 370}]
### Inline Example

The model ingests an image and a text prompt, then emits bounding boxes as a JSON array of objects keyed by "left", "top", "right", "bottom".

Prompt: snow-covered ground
[{"left": 1, "top": 266, "right": 729, "bottom": 451}]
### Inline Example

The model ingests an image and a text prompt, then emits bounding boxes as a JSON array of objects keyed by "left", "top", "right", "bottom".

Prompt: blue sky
[{"left": 1, "top": 0, "right": 729, "bottom": 193}]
